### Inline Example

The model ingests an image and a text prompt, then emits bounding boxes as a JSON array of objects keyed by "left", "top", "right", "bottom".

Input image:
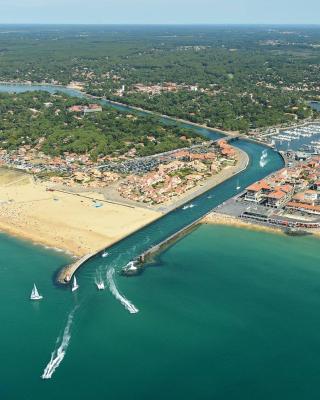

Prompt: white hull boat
[
  {"left": 71, "top": 276, "right": 79, "bottom": 292},
  {"left": 96, "top": 281, "right": 105, "bottom": 290}
]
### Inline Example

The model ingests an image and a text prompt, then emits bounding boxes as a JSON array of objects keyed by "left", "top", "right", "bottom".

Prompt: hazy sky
[{"left": 1, "top": 0, "right": 320, "bottom": 24}]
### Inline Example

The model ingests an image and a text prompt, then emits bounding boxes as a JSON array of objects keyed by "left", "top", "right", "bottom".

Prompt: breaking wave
[
  {"left": 41, "top": 306, "right": 78, "bottom": 380},
  {"left": 107, "top": 267, "right": 139, "bottom": 314}
]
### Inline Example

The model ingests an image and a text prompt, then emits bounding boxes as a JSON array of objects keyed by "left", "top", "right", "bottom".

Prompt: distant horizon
[
  {"left": 1, "top": 23, "right": 320, "bottom": 27},
  {"left": 1, "top": 0, "right": 320, "bottom": 25}
]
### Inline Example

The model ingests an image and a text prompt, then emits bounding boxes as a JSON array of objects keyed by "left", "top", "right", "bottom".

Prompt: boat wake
[
  {"left": 41, "top": 306, "right": 78, "bottom": 380},
  {"left": 107, "top": 267, "right": 139, "bottom": 314},
  {"left": 259, "top": 149, "right": 269, "bottom": 168}
]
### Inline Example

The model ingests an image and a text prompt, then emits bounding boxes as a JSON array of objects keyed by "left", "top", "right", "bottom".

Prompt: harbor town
[{"left": 210, "top": 154, "right": 320, "bottom": 232}]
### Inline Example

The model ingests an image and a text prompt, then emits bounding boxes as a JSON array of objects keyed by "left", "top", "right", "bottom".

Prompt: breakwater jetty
[
  {"left": 137, "top": 211, "right": 212, "bottom": 265},
  {"left": 56, "top": 252, "right": 98, "bottom": 284}
]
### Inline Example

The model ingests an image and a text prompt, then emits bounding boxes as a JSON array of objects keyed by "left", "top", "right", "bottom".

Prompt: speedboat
[
  {"left": 96, "top": 281, "right": 105, "bottom": 290},
  {"left": 121, "top": 260, "right": 139, "bottom": 276},
  {"left": 71, "top": 276, "right": 79, "bottom": 292},
  {"left": 182, "top": 204, "right": 195, "bottom": 210}
]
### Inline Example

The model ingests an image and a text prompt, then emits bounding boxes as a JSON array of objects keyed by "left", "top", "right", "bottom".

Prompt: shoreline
[
  {"left": 202, "top": 212, "right": 284, "bottom": 235},
  {"left": 203, "top": 211, "right": 320, "bottom": 238},
  {"left": 0, "top": 219, "right": 76, "bottom": 258}
]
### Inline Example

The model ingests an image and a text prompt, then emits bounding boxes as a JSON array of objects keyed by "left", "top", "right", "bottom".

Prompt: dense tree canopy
[
  {"left": 0, "top": 91, "right": 202, "bottom": 158},
  {"left": 0, "top": 25, "right": 319, "bottom": 132}
]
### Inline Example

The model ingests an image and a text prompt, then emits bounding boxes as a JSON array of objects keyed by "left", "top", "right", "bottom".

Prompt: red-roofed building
[
  {"left": 286, "top": 201, "right": 320, "bottom": 215},
  {"left": 245, "top": 180, "right": 271, "bottom": 203},
  {"left": 266, "top": 184, "right": 294, "bottom": 208}
]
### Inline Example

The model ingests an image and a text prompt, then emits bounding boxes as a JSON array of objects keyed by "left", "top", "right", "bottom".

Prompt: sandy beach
[
  {"left": 204, "top": 212, "right": 320, "bottom": 238},
  {"left": 0, "top": 169, "right": 161, "bottom": 256},
  {"left": 203, "top": 211, "right": 284, "bottom": 235}
]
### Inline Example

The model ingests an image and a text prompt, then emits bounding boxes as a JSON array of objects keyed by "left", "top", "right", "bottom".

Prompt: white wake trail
[
  {"left": 41, "top": 306, "right": 78, "bottom": 380},
  {"left": 259, "top": 149, "right": 269, "bottom": 168},
  {"left": 107, "top": 267, "right": 139, "bottom": 314}
]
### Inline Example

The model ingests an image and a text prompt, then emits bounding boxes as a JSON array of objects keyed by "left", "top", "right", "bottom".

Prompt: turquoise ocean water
[{"left": 1, "top": 226, "right": 320, "bottom": 399}]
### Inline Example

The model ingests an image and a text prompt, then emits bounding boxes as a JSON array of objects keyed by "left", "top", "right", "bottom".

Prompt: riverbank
[
  {"left": 0, "top": 170, "right": 161, "bottom": 256},
  {"left": 0, "top": 80, "right": 235, "bottom": 137},
  {"left": 156, "top": 147, "right": 249, "bottom": 212}
]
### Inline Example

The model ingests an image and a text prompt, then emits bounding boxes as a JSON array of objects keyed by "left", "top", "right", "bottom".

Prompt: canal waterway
[{"left": 4, "top": 83, "right": 319, "bottom": 400}]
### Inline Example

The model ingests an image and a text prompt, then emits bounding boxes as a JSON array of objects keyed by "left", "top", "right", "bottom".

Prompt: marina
[{"left": 270, "top": 122, "right": 320, "bottom": 153}]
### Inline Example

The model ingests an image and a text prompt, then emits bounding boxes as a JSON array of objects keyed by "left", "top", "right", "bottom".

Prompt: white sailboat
[
  {"left": 30, "top": 284, "right": 43, "bottom": 300},
  {"left": 71, "top": 276, "right": 79, "bottom": 292}
]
